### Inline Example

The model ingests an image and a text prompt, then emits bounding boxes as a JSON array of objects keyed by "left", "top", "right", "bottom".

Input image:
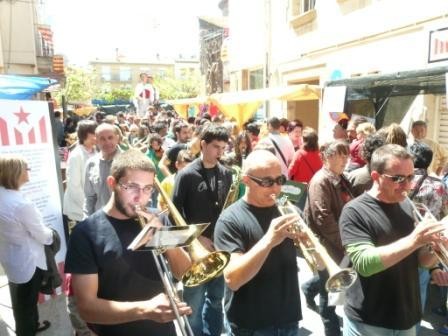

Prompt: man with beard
[{"left": 65, "top": 150, "right": 192, "bottom": 335}]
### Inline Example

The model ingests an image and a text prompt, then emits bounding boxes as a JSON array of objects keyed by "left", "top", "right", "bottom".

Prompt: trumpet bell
[
  {"left": 182, "top": 251, "right": 230, "bottom": 287},
  {"left": 326, "top": 268, "right": 357, "bottom": 293}
]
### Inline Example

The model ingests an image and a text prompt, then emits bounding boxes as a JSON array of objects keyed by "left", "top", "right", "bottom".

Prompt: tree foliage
[
  {"left": 96, "top": 84, "right": 133, "bottom": 104},
  {"left": 156, "top": 73, "right": 201, "bottom": 100},
  {"left": 57, "top": 66, "right": 201, "bottom": 106},
  {"left": 55, "top": 66, "right": 97, "bottom": 104}
]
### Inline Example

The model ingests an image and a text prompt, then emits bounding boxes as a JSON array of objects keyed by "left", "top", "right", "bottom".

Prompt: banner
[{"left": 0, "top": 99, "right": 66, "bottom": 296}]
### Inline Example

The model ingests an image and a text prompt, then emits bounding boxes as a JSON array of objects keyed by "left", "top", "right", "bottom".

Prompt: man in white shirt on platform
[{"left": 133, "top": 73, "right": 154, "bottom": 118}]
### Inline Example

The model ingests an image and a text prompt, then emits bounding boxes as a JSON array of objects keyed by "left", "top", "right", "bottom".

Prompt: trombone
[
  {"left": 406, "top": 197, "right": 448, "bottom": 271},
  {"left": 135, "top": 205, "right": 194, "bottom": 336},
  {"left": 275, "top": 195, "right": 357, "bottom": 293},
  {"left": 155, "top": 177, "right": 231, "bottom": 287}
]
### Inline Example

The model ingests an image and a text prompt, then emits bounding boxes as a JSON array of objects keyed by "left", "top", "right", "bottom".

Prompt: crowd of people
[{"left": 2, "top": 98, "right": 448, "bottom": 336}]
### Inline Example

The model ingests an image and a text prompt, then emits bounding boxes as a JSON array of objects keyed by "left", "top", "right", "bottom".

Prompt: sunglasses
[
  {"left": 382, "top": 174, "right": 415, "bottom": 184},
  {"left": 247, "top": 174, "right": 286, "bottom": 187}
]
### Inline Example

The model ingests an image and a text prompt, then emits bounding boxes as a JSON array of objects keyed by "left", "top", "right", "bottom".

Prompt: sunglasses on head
[
  {"left": 382, "top": 173, "right": 415, "bottom": 184},
  {"left": 247, "top": 174, "right": 286, "bottom": 187}
]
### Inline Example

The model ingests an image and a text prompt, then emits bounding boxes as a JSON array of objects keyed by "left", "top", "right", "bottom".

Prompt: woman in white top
[{"left": 0, "top": 155, "right": 53, "bottom": 335}]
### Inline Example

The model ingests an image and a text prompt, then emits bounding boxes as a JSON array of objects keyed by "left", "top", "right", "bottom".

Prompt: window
[
  {"left": 289, "top": 0, "right": 317, "bottom": 28},
  {"left": 301, "top": 0, "right": 316, "bottom": 13},
  {"left": 249, "top": 69, "right": 263, "bottom": 90},
  {"left": 101, "top": 66, "right": 111, "bottom": 81},
  {"left": 119, "top": 67, "right": 131, "bottom": 82}
]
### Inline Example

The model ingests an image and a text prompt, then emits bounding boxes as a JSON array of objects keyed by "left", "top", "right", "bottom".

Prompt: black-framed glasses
[
  {"left": 118, "top": 182, "right": 153, "bottom": 195},
  {"left": 382, "top": 174, "right": 415, "bottom": 184},
  {"left": 247, "top": 174, "right": 286, "bottom": 187}
]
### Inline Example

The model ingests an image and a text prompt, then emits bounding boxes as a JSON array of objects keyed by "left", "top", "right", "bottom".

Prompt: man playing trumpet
[
  {"left": 65, "top": 149, "right": 192, "bottom": 335},
  {"left": 214, "top": 149, "right": 304, "bottom": 335},
  {"left": 340, "top": 144, "right": 448, "bottom": 336}
]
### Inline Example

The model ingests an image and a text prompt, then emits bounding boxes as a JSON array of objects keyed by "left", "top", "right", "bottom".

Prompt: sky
[{"left": 44, "top": 0, "right": 221, "bottom": 65}]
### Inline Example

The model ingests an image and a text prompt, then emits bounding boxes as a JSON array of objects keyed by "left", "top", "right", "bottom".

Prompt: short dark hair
[
  {"left": 54, "top": 111, "right": 62, "bottom": 118},
  {"left": 370, "top": 144, "right": 412, "bottom": 174},
  {"left": 153, "top": 121, "right": 167, "bottom": 134},
  {"left": 246, "top": 123, "right": 260, "bottom": 136},
  {"left": 302, "top": 127, "right": 319, "bottom": 151},
  {"left": 279, "top": 118, "right": 289, "bottom": 130},
  {"left": 77, "top": 120, "right": 97, "bottom": 145},
  {"left": 200, "top": 124, "right": 229, "bottom": 144},
  {"left": 412, "top": 120, "right": 427, "bottom": 129},
  {"left": 409, "top": 142, "right": 433, "bottom": 169},
  {"left": 320, "top": 140, "right": 349, "bottom": 160},
  {"left": 362, "top": 132, "right": 386, "bottom": 164},
  {"left": 110, "top": 149, "right": 155, "bottom": 181},
  {"left": 267, "top": 117, "right": 281, "bottom": 130},
  {"left": 174, "top": 122, "right": 189, "bottom": 134},
  {"left": 149, "top": 133, "right": 163, "bottom": 145},
  {"left": 287, "top": 119, "right": 304, "bottom": 133},
  {"left": 176, "top": 149, "right": 195, "bottom": 164}
]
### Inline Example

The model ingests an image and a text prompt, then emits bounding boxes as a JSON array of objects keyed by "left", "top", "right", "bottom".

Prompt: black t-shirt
[
  {"left": 173, "top": 158, "right": 232, "bottom": 239},
  {"left": 64, "top": 210, "right": 175, "bottom": 336},
  {"left": 166, "top": 143, "right": 187, "bottom": 174},
  {"left": 339, "top": 193, "right": 421, "bottom": 330},
  {"left": 214, "top": 199, "right": 302, "bottom": 330}
]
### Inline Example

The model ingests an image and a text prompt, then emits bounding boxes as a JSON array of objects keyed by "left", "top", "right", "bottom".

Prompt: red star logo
[{"left": 14, "top": 107, "right": 31, "bottom": 124}]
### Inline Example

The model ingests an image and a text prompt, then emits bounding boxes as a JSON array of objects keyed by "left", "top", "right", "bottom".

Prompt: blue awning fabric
[{"left": 0, "top": 75, "right": 57, "bottom": 100}]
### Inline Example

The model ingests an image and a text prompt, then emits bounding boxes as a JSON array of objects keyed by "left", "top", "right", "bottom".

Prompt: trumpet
[
  {"left": 275, "top": 195, "right": 357, "bottom": 293},
  {"left": 134, "top": 205, "right": 194, "bottom": 336},
  {"left": 155, "top": 177, "right": 231, "bottom": 287},
  {"left": 406, "top": 197, "right": 448, "bottom": 271}
]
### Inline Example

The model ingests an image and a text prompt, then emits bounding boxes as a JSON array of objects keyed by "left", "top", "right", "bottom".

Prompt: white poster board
[
  {"left": 0, "top": 99, "right": 66, "bottom": 295},
  {"left": 320, "top": 86, "right": 347, "bottom": 143}
]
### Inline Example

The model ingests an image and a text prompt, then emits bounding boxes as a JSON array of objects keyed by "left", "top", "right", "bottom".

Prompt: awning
[
  {"left": 0, "top": 75, "right": 58, "bottom": 100},
  {"left": 167, "top": 84, "right": 321, "bottom": 127},
  {"left": 325, "top": 66, "right": 448, "bottom": 101}
]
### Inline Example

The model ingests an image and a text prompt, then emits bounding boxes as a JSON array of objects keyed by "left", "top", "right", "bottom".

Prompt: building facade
[
  {"left": 0, "top": 0, "right": 60, "bottom": 77},
  {"left": 89, "top": 57, "right": 200, "bottom": 91},
  {"left": 225, "top": 0, "right": 448, "bottom": 143}
]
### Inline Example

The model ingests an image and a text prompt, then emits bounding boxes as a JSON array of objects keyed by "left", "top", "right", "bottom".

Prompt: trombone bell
[
  {"left": 155, "top": 178, "right": 230, "bottom": 287},
  {"left": 182, "top": 242, "right": 230, "bottom": 287}
]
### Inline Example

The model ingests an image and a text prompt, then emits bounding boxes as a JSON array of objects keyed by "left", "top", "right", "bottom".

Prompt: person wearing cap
[{"left": 133, "top": 73, "right": 154, "bottom": 118}]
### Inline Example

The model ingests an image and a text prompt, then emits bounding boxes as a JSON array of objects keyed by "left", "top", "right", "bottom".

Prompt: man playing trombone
[
  {"left": 339, "top": 144, "right": 448, "bottom": 336},
  {"left": 214, "top": 149, "right": 304, "bottom": 335},
  {"left": 65, "top": 150, "right": 192, "bottom": 335}
]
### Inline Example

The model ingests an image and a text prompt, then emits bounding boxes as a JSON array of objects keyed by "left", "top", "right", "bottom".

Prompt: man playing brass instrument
[
  {"left": 65, "top": 150, "right": 192, "bottom": 335},
  {"left": 214, "top": 150, "right": 304, "bottom": 335},
  {"left": 172, "top": 123, "right": 233, "bottom": 336},
  {"left": 340, "top": 144, "right": 448, "bottom": 336}
]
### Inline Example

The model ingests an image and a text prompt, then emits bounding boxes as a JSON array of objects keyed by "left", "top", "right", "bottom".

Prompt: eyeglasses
[
  {"left": 118, "top": 182, "right": 153, "bottom": 195},
  {"left": 382, "top": 174, "right": 415, "bottom": 184},
  {"left": 247, "top": 174, "right": 286, "bottom": 187}
]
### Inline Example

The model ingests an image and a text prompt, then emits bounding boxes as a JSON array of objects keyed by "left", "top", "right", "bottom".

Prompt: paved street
[{"left": 0, "top": 258, "right": 445, "bottom": 335}]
